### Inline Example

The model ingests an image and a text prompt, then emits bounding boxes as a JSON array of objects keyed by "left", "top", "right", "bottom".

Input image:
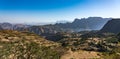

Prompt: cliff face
[{"left": 100, "top": 19, "right": 120, "bottom": 34}]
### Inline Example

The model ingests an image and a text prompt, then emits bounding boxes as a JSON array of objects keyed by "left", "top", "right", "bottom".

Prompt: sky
[{"left": 0, "top": 0, "right": 120, "bottom": 23}]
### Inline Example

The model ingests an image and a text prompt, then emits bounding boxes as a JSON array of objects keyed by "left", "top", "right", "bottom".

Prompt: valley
[{"left": 0, "top": 18, "right": 120, "bottom": 59}]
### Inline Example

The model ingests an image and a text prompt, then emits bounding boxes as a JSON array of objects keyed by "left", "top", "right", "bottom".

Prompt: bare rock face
[{"left": 100, "top": 19, "right": 120, "bottom": 34}]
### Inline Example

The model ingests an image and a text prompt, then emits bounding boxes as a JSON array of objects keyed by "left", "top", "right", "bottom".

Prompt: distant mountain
[
  {"left": 13, "top": 24, "right": 30, "bottom": 31},
  {"left": 0, "top": 26, "right": 3, "bottom": 30},
  {"left": 0, "top": 22, "right": 30, "bottom": 31},
  {"left": 0, "top": 17, "right": 111, "bottom": 34},
  {"left": 26, "top": 17, "right": 111, "bottom": 36},
  {"left": 0, "top": 17, "right": 112, "bottom": 41},
  {"left": 55, "top": 17, "right": 111, "bottom": 32},
  {"left": 100, "top": 19, "right": 120, "bottom": 34},
  {"left": 28, "top": 25, "right": 59, "bottom": 35},
  {"left": 0, "top": 22, "right": 13, "bottom": 30},
  {"left": 56, "top": 20, "right": 70, "bottom": 23}
]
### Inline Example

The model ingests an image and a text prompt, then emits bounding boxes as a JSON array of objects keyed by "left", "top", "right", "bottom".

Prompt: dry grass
[{"left": 61, "top": 49, "right": 101, "bottom": 59}]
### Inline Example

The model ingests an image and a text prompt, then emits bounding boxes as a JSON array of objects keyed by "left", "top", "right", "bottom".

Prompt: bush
[{"left": 106, "top": 38, "right": 118, "bottom": 44}]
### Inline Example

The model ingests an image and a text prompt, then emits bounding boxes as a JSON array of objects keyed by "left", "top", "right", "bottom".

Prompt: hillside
[
  {"left": 58, "top": 31, "right": 120, "bottom": 59},
  {"left": 0, "top": 30, "right": 64, "bottom": 59},
  {"left": 0, "top": 30, "right": 120, "bottom": 59},
  {"left": 100, "top": 19, "right": 120, "bottom": 34}
]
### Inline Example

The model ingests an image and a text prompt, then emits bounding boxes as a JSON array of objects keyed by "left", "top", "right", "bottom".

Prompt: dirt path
[{"left": 61, "top": 49, "right": 100, "bottom": 59}]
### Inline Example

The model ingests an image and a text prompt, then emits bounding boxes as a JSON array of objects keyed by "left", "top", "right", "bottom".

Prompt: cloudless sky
[{"left": 0, "top": 0, "right": 120, "bottom": 23}]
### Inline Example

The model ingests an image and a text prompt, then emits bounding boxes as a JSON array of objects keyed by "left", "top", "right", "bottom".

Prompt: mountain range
[
  {"left": 55, "top": 17, "right": 111, "bottom": 31},
  {"left": 0, "top": 17, "right": 111, "bottom": 34}
]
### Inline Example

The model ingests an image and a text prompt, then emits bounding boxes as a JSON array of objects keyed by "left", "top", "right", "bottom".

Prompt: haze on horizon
[{"left": 0, "top": 0, "right": 120, "bottom": 23}]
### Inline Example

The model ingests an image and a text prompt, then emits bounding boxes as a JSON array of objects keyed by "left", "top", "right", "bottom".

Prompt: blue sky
[{"left": 0, "top": 0, "right": 120, "bottom": 23}]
